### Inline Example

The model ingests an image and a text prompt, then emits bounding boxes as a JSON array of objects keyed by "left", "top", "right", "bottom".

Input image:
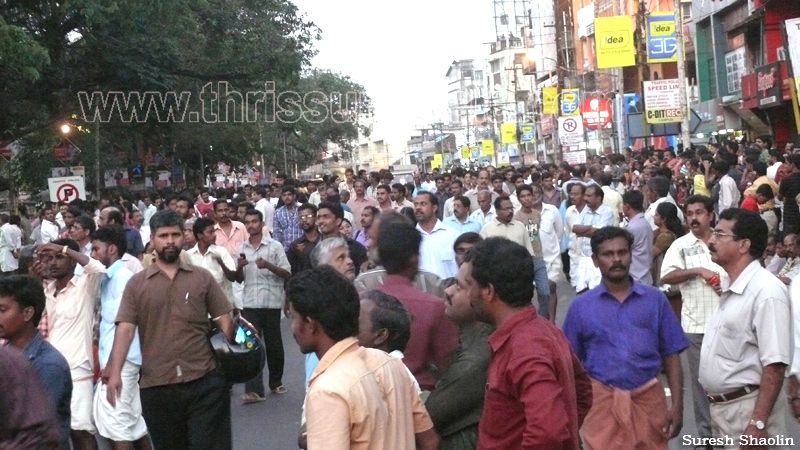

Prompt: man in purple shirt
[
  {"left": 622, "top": 190, "right": 654, "bottom": 285},
  {"left": 563, "top": 227, "right": 688, "bottom": 449},
  {"left": 375, "top": 221, "right": 459, "bottom": 391},
  {"left": 353, "top": 206, "right": 378, "bottom": 247}
]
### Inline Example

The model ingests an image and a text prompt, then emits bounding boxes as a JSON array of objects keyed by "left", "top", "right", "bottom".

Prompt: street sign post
[{"left": 48, "top": 176, "right": 86, "bottom": 203}]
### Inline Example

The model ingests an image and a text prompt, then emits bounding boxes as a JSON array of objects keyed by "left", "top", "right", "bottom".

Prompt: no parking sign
[{"left": 48, "top": 176, "right": 86, "bottom": 203}]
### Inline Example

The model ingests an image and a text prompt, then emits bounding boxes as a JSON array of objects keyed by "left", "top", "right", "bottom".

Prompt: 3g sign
[{"left": 647, "top": 13, "right": 678, "bottom": 63}]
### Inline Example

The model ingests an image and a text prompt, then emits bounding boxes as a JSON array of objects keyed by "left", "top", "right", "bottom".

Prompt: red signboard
[{"left": 581, "top": 97, "right": 612, "bottom": 129}]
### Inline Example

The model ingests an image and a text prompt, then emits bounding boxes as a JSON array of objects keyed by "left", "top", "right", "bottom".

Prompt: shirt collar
[
  {"left": 243, "top": 235, "right": 274, "bottom": 249},
  {"left": 21, "top": 330, "right": 46, "bottom": 360},
  {"left": 417, "top": 220, "right": 449, "bottom": 234},
  {"left": 214, "top": 220, "right": 245, "bottom": 231},
  {"left": 145, "top": 258, "right": 194, "bottom": 279},
  {"left": 594, "top": 277, "right": 646, "bottom": 301},
  {"left": 725, "top": 259, "right": 762, "bottom": 295},
  {"left": 488, "top": 305, "right": 538, "bottom": 351},
  {"left": 106, "top": 259, "right": 125, "bottom": 279},
  {"left": 309, "top": 337, "right": 359, "bottom": 385}
]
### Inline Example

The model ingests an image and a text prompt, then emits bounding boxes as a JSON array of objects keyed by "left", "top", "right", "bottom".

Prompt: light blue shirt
[
  {"left": 443, "top": 216, "right": 483, "bottom": 235},
  {"left": 576, "top": 204, "right": 614, "bottom": 257},
  {"left": 98, "top": 260, "right": 141, "bottom": 368}
]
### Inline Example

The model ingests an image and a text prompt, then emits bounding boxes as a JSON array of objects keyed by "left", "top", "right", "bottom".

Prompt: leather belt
[{"left": 707, "top": 384, "right": 759, "bottom": 403}]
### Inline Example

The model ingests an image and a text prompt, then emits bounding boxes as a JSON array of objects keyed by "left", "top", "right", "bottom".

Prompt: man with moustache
[
  {"left": 425, "top": 234, "right": 493, "bottom": 449},
  {"left": 104, "top": 210, "right": 235, "bottom": 449},
  {"left": 287, "top": 203, "right": 321, "bottom": 275},
  {"left": 699, "top": 209, "right": 792, "bottom": 449},
  {"left": 237, "top": 209, "right": 292, "bottom": 401},
  {"left": 563, "top": 227, "right": 688, "bottom": 449},
  {"left": 660, "top": 195, "right": 724, "bottom": 446}
]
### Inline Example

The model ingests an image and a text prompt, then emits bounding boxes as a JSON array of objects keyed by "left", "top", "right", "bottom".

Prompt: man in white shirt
[
  {"left": 186, "top": 218, "right": 243, "bottom": 310},
  {"left": 600, "top": 173, "right": 623, "bottom": 226},
  {"left": 766, "top": 149, "right": 783, "bottom": 181},
  {"left": 570, "top": 185, "right": 614, "bottom": 292},
  {"left": 0, "top": 214, "right": 22, "bottom": 275},
  {"left": 414, "top": 192, "right": 459, "bottom": 279},
  {"left": 700, "top": 208, "right": 791, "bottom": 446},
  {"left": 442, "top": 179, "right": 464, "bottom": 218},
  {"left": 40, "top": 206, "right": 60, "bottom": 244},
  {"left": 252, "top": 185, "right": 275, "bottom": 234},
  {"left": 391, "top": 183, "right": 414, "bottom": 210},
  {"left": 644, "top": 176, "right": 684, "bottom": 230},
  {"left": 468, "top": 190, "right": 495, "bottom": 226},
  {"left": 714, "top": 160, "right": 741, "bottom": 214},
  {"left": 142, "top": 194, "right": 158, "bottom": 226}
]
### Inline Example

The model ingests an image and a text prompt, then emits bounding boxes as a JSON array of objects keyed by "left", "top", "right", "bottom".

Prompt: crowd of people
[{"left": 2, "top": 135, "right": 800, "bottom": 450}]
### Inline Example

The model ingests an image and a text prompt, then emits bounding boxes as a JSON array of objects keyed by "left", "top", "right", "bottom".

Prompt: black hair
[
  {"left": 51, "top": 238, "right": 80, "bottom": 253},
  {"left": 586, "top": 184, "right": 604, "bottom": 201},
  {"left": 684, "top": 194, "right": 715, "bottom": 213},
  {"left": 105, "top": 208, "right": 125, "bottom": 225},
  {"left": 453, "top": 232, "right": 482, "bottom": 251},
  {"left": 212, "top": 199, "right": 229, "bottom": 211},
  {"left": 453, "top": 195, "right": 471, "bottom": 209},
  {"left": 244, "top": 209, "right": 263, "bottom": 222},
  {"left": 298, "top": 203, "right": 318, "bottom": 215},
  {"left": 391, "top": 183, "right": 406, "bottom": 195},
  {"left": 493, "top": 195, "right": 511, "bottom": 210},
  {"left": 317, "top": 201, "right": 344, "bottom": 220},
  {"left": 647, "top": 176, "right": 670, "bottom": 198},
  {"left": 377, "top": 222, "right": 421, "bottom": 274},
  {"left": 622, "top": 190, "right": 644, "bottom": 212},
  {"left": 376, "top": 184, "right": 391, "bottom": 194},
  {"left": 516, "top": 184, "right": 533, "bottom": 196},
  {"left": 753, "top": 161, "right": 768, "bottom": 177},
  {"left": 590, "top": 226, "right": 633, "bottom": 255},
  {"left": 464, "top": 237, "right": 533, "bottom": 307},
  {"left": 712, "top": 160, "right": 729, "bottom": 175},
  {"left": 363, "top": 206, "right": 380, "bottom": 218},
  {"left": 655, "top": 202, "right": 685, "bottom": 238},
  {"left": 718, "top": 208, "right": 768, "bottom": 259},
  {"left": 92, "top": 225, "right": 128, "bottom": 256},
  {"left": 192, "top": 217, "right": 216, "bottom": 239},
  {"left": 286, "top": 266, "right": 360, "bottom": 341},
  {"left": 0, "top": 275, "right": 46, "bottom": 326},
  {"left": 73, "top": 215, "right": 96, "bottom": 235},
  {"left": 415, "top": 191, "right": 438, "bottom": 208},
  {"left": 281, "top": 185, "right": 297, "bottom": 195},
  {"left": 756, "top": 183, "right": 774, "bottom": 200},
  {"left": 361, "top": 290, "right": 412, "bottom": 353},
  {"left": 149, "top": 210, "right": 184, "bottom": 232}
]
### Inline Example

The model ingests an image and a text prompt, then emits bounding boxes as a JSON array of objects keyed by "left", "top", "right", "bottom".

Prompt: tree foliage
[{"left": 0, "top": 0, "right": 371, "bottom": 191}]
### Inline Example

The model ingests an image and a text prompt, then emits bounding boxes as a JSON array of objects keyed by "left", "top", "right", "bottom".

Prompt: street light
[{"left": 60, "top": 124, "right": 71, "bottom": 134}]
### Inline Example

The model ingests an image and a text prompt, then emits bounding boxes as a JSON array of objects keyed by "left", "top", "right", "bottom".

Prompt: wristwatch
[
  {"left": 61, "top": 245, "right": 68, "bottom": 255},
  {"left": 749, "top": 419, "right": 765, "bottom": 430}
]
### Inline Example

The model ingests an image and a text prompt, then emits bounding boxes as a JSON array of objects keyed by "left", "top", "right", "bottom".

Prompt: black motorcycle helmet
[{"left": 209, "top": 315, "right": 266, "bottom": 383}]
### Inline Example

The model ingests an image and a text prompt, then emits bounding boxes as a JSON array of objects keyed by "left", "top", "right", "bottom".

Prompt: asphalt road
[{"left": 224, "top": 277, "right": 800, "bottom": 450}]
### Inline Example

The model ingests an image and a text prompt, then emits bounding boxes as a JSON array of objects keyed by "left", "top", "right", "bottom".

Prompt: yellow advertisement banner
[
  {"left": 431, "top": 153, "right": 442, "bottom": 169},
  {"left": 500, "top": 123, "right": 517, "bottom": 144},
  {"left": 595, "top": 15, "right": 636, "bottom": 69},
  {"left": 542, "top": 87, "right": 558, "bottom": 114},
  {"left": 520, "top": 124, "right": 535, "bottom": 143},
  {"left": 481, "top": 140, "right": 494, "bottom": 155},
  {"left": 461, "top": 145, "right": 471, "bottom": 159}
]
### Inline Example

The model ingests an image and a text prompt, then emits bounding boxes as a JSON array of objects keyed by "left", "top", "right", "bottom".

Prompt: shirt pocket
[
  {"left": 714, "top": 324, "right": 745, "bottom": 362},
  {"left": 439, "top": 243, "right": 455, "bottom": 262},
  {"left": 173, "top": 287, "right": 210, "bottom": 324}
]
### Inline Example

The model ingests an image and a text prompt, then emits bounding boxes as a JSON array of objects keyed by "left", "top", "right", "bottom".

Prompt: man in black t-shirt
[{"left": 778, "top": 154, "right": 800, "bottom": 234}]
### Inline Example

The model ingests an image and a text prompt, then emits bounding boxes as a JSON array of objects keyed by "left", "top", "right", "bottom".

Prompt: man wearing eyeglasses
[
  {"left": 700, "top": 208, "right": 792, "bottom": 448},
  {"left": 287, "top": 203, "right": 321, "bottom": 275},
  {"left": 660, "top": 195, "right": 724, "bottom": 448}
]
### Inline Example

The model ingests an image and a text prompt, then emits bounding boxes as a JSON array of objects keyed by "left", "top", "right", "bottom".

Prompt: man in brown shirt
[{"left": 103, "top": 210, "right": 235, "bottom": 450}]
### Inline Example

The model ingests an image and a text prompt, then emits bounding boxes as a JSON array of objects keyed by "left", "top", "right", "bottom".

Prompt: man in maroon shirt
[
  {"left": 375, "top": 221, "right": 459, "bottom": 391},
  {"left": 464, "top": 237, "right": 593, "bottom": 450}
]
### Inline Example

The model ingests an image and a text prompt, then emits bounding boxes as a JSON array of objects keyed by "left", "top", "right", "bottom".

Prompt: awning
[{"left": 727, "top": 7, "right": 763, "bottom": 38}]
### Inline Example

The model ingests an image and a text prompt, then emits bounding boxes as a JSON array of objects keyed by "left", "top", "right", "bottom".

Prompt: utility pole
[
  {"left": 614, "top": 0, "right": 626, "bottom": 154},
  {"left": 675, "top": 8, "right": 691, "bottom": 148},
  {"left": 94, "top": 118, "right": 100, "bottom": 199}
]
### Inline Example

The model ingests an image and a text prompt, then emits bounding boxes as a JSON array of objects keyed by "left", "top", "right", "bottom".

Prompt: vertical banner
[
  {"left": 595, "top": 16, "right": 636, "bottom": 68},
  {"left": 561, "top": 89, "right": 581, "bottom": 115},
  {"left": 785, "top": 18, "right": 800, "bottom": 133},
  {"left": 643, "top": 79, "right": 682, "bottom": 123},
  {"left": 520, "top": 123, "right": 535, "bottom": 142},
  {"left": 647, "top": 13, "right": 678, "bottom": 63},
  {"left": 461, "top": 145, "right": 471, "bottom": 159},
  {"left": 542, "top": 87, "right": 559, "bottom": 114},
  {"left": 431, "top": 154, "right": 442, "bottom": 169},
  {"left": 500, "top": 123, "right": 517, "bottom": 143},
  {"left": 481, "top": 140, "right": 495, "bottom": 155}
]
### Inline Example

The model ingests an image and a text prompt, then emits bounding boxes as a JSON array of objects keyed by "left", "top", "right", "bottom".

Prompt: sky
[{"left": 291, "top": 0, "right": 497, "bottom": 154}]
